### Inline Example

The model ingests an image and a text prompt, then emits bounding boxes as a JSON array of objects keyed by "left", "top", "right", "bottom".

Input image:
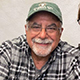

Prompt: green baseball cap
[{"left": 26, "top": 2, "right": 62, "bottom": 23}]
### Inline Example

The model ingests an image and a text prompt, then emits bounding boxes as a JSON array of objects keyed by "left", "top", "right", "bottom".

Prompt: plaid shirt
[{"left": 0, "top": 34, "right": 80, "bottom": 80}]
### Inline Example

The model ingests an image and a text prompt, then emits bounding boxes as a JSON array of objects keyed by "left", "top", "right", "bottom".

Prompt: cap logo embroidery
[
  {"left": 39, "top": 2, "right": 46, "bottom": 7},
  {"left": 33, "top": 3, "right": 53, "bottom": 11}
]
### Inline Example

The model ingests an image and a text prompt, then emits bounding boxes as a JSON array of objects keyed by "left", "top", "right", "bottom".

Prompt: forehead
[{"left": 28, "top": 11, "right": 60, "bottom": 22}]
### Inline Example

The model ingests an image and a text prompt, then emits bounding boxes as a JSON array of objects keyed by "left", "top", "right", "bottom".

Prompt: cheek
[
  {"left": 50, "top": 32, "right": 61, "bottom": 50},
  {"left": 26, "top": 31, "right": 36, "bottom": 48},
  {"left": 50, "top": 32, "right": 61, "bottom": 41},
  {"left": 26, "top": 31, "right": 33, "bottom": 47}
]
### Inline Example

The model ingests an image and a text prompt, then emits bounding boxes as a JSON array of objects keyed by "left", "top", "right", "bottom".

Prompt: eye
[
  {"left": 47, "top": 27, "right": 56, "bottom": 30},
  {"left": 47, "top": 26, "right": 57, "bottom": 31},
  {"left": 31, "top": 25, "right": 40, "bottom": 29},
  {"left": 31, "top": 25, "right": 41, "bottom": 32}
]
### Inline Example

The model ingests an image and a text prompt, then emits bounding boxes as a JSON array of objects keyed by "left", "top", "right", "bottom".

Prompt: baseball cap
[{"left": 26, "top": 2, "right": 62, "bottom": 23}]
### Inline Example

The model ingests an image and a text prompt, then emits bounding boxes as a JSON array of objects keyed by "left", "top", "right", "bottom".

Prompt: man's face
[{"left": 25, "top": 11, "right": 63, "bottom": 57}]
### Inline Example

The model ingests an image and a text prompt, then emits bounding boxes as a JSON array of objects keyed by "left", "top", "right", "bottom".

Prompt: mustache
[{"left": 32, "top": 38, "right": 53, "bottom": 44}]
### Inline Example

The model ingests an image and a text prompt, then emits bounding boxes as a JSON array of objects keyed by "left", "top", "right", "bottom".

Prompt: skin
[
  {"left": 78, "top": 20, "right": 80, "bottom": 25},
  {"left": 25, "top": 11, "right": 63, "bottom": 69}
]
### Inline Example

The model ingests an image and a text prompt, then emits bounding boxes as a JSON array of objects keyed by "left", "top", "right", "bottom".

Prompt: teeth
[{"left": 32, "top": 38, "right": 53, "bottom": 44}]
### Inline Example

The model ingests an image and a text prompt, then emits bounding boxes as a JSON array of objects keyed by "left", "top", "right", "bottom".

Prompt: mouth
[
  {"left": 32, "top": 38, "right": 53, "bottom": 47},
  {"left": 34, "top": 42, "right": 51, "bottom": 47}
]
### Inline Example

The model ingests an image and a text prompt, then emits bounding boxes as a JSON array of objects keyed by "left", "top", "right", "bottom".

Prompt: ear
[
  {"left": 25, "top": 24, "right": 28, "bottom": 33},
  {"left": 25, "top": 24, "right": 28, "bottom": 30},
  {"left": 25, "top": 24, "right": 26, "bottom": 29},
  {"left": 61, "top": 28, "right": 63, "bottom": 33},
  {"left": 60, "top": 27, "right": 63, "bottom": 36}
]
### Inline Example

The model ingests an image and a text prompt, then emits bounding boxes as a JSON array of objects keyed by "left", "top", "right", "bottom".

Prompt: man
[{"left": 0, "top": 2, "right": 80, "bottom": 80}]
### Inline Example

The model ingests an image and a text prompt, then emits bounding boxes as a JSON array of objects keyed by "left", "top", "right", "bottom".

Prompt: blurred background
[{"left": 0, "top": 0, "right": 80, "bottom": 47}]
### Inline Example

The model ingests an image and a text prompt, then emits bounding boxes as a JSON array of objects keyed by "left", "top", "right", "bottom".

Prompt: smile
[{"left": 34, "top": 42, "right": 51, "bottom": 47}]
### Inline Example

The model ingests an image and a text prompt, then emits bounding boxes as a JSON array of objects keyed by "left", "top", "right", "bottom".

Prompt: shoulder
[
  {"left": 58, "top": 40, "right": 80, "bottom": 61},
  {"left": 59, "top": 40, "right": 80, "bottom": 64},
  {"left": 59, "top": 40, "right": 79, "bottom": 54},
  {"left": 0, "top": 35, "right": 30, "bottom": 79},
  {"left": 11, "top": 34, "right": 27, "bottom": 47},
  {"left": 0, "top": 34, "right": 28, "bottom": 49},
  {"left": 0, "top": 34, "right": 29, "bottom": 58},
  {"left": 59, "top": 41, "right": 80, "bottom": 79}
]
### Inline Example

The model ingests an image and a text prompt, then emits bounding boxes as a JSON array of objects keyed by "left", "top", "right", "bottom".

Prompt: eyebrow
[
  {"left": 32, "top": 22, "right": 40, "bottom": 26},
  {"left": 47, "top": 23, "right": 57, "bottom": 27},
  {"left": 28, "top": 22, "right": 40, "bottom": 27},
  {"left": 29, "top": 22, "right": 57, "bottom": 27}
]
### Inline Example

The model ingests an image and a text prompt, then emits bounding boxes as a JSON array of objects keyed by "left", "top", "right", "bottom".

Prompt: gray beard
[{"left": 32, "top": 43, "right": 52, "bottom": 57}]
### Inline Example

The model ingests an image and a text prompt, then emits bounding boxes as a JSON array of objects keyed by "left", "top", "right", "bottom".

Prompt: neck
[{"left": 31, "top": 51, "right": 51, "bottom": 70}]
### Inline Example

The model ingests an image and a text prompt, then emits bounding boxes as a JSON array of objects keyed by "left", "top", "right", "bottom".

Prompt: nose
[{"left": 39, "top": 28, "right": 47, "bottom": 39}]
